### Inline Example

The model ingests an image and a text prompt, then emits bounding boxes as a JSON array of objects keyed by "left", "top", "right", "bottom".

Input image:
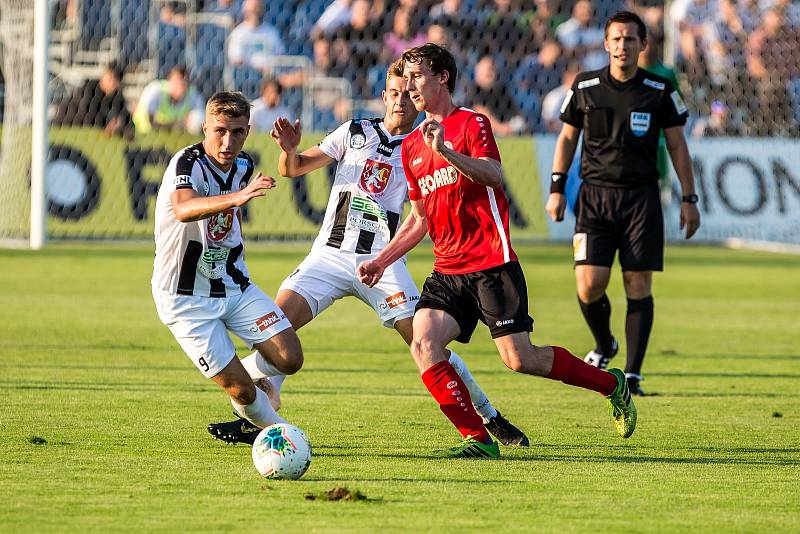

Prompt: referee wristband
[{"left": 550, "top": 172, "right": 567, "bottom": 194}]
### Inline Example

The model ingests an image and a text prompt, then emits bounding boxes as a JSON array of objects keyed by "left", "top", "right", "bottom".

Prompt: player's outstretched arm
[
  {"left": 546, "top": 122, "right": 581, "bottom": 222},
  {"left": 421, "top": 118, "right": 503, "bottom": 188},
  {"left": 664, "top": 125, "right": 701, "bottom": 239},
  {"left": 270, "top": 118, "right": 334, "bottom": 177},
  {"left": 358, "top": 200, "right": 428, "bottom": 288},
  {"left": 171, "top": 173, "right": 275, "bottom": 222}
]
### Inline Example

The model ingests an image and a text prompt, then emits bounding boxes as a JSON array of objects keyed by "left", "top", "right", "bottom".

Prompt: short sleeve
[
  {"left": 464, "top": 113, "right": 501, "bottom": 162},
  {"left": 402, "top": 137, "right": 421, "bottom": 201},
  {"left": 559, "top": 78, "right": 582, "bottom": 128},
  {"left": 165, "top": 150, "right": 204, "bottom": 194},
  {"left": 317, "top": 120, "right": 351, "bottom": 161},
  {"left": 661, "top": 80, "right": 689, "bottom": 128}
]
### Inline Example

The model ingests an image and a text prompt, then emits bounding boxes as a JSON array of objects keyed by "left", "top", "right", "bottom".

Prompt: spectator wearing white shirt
[
  {"left": 555, "top": 0, "right": 606, "bottom": 70},
  {"left": 227, "top": 0, "right": 286, "bottom": 71},
  {"left": 250, "top": 78, "right": 292, "bottom": 132},
  {"left": 541, "top": 62, "right": 581, "bottom": 134}
]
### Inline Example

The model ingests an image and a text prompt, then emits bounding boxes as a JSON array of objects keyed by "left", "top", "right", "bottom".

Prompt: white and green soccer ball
[{"left": 251, "top": 423, "right": 312, "bottom": 480}]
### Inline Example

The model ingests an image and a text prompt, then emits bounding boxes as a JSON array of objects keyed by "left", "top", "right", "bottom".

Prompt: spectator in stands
[
  {"left": 333, "top": 0, "right": 381, "bottom": 98},
  {"left": 227, "top": 0, "right": 286, "bottom": 72},
  {"left": 703, "top": 0, "right": 749, "bottom": 91},
  {"left": 133, "top": 65, "right": 204, "bottom": 134},
  {"left": 204, "top": 0, "right": 242, "bottom": 20},
  {"left": 465, "top": 55, "right": 526, "bottom": 136},
  {"left": 541, "top": 62, "right": 581, "bottom": 134},
  {"left": 529, "top": 0, "right": 569, "bottom": 47},
  {"left": 157, "top": 2, "right": 188, "bottom": 78},
  {"left": 382, "top": 7, "right": 426, "bottom": 61},
  {"left": 555, "top": 0, "right": 606, "bottom": 70},
  {"left": 430, "top": 0, "right": 477, "bottom": 47},
  {"left": 479, "top": 0, "right": 536, "bottom": 61},
  {"left": 53, "top": 61, "right": 134, "bottom": 140},
  {"left": 747, "top": 7, "right": 800, "bottom": 135},
  {"left": 250, "top": 78, "right": 292, "bottom": 132},
  {"left": 691, "top": 100, "right": 747, "bottom": 137},
  {"left": 513, "top": 40, "right": 565, "bottom": 105},
  {"left": 310, "top": 0, "right": 353, "bottom": 40}
]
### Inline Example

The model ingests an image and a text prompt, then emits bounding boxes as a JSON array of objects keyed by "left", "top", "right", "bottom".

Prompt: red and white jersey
[
  {"left": 403, "top": 107, "right": 517, "bottom": 274},
  {"left": 315, "top": 118, "right": 408, "bottom": 254},
  {"left": 151, "top": 143, "right": 254, "bottom": 297}
]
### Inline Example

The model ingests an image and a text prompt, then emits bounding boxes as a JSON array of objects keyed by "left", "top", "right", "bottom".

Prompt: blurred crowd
[{"left": 36, "top": 0, "right": 800, "bottom": 137}]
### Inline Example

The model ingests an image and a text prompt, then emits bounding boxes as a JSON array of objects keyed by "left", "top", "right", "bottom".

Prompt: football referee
[{"left": 546, "top": 11, "right": 701, "bottom": 395}]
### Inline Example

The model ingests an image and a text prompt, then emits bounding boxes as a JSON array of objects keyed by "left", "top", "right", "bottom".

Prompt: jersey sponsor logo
[
  {"left": 577, "top": 77, "right": 600, "bottom": 89},
  {"left": 671, "top": 91, "right": 688, "bottom": 115},
  {"left": 207, "top": 208, "right": 235, "bottom": 241},
  {"left": 573, "top": 232, "right": 587, "bottom": 262},
  {"left": 376, "top": 142, "right": 395, "bottom": 157},
  {"left": 174, "top": 175, "right": 192, "bottom": 187},
  {"left": 630, "top": 112, "right": 651, "bottom": 137},
  {"left": 351, "top": 196, "right": 388, "bottom": 221},
  {"left": 197, "top": 247, "right": 230, "bottom": 278},
  {"left": 252, "top": 311, "right": 281, "bottom": 333},
  {"left": 560, "top": 90, "right": 574, "bottom": 113},
  {"left": 348, "top": 215, "right": 387, "bottom": 236},
  {"left": 359, "top": 159, "right": 392, "bottom": 194},
  {"left": 411, "top": 157, "right": 423, "bottom": 166},
  {"left": 446, "top": 381, "right": 458, "bottom": 389},
  {"left": 643, "top": 78, "right": 665, "bottom": 90},
  {"left": 350, "top": 133, "right": 367, "bottom": 149},
  {"left": 495, "top": 319, "right": 514, "bottom": 327},
  {"left": 418, "top": 165, "right": 458, "bottom": 196},
  {"left": 384, "top": 291, "right": 407, "bottom": 309}
]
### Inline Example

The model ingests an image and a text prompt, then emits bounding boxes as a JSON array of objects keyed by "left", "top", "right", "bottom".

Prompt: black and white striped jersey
[
  {"left": 314, "top": 118, "right": 408, "bottom": 254},
  {"left": 152, "top": 142, "right": 254, "bottom": 298}
]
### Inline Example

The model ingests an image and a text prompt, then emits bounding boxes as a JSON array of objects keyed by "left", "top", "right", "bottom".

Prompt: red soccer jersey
[{"left": 403, "top": 107, "right": 517, "bottom": 274}]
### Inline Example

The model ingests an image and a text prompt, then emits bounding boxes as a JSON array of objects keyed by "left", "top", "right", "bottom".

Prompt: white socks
[
  {"left": 448, "top": 350, "right": 498, "bottom": 423},
  {"left": 241, "top": 350, "right": 285, "bottom": 381},
  {"left": 230, "top": 386, "right": 286, "bottom": 428}
]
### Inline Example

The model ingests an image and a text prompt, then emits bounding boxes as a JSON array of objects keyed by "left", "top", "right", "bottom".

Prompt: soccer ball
[{"left": 251, "top": 423, "right": 312, "bottom": 480}]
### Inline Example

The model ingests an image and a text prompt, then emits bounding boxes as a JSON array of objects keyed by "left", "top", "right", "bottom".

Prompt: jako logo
[
  {"left": 418, "top": 166, "right": 458, "bottom": 196},
  {"left": 255, "top": 312, "right": 280, "bottom": 332},
  {"left": 384, "top": 291, "right": 407, "bottom": 309},
  {"left": 446, "top": 381, "right": 458, "bottom": 389},
  {"left": 496, "top": 319, "right": 514, "bottom": 327}
]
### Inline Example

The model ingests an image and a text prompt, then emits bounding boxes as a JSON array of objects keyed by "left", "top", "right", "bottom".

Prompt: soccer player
[
  {"left": 208, "top": 61, "right": 529, "bottom": 447},
  {"left": 152, "top": 91, "right": 302, "bottom": 432},
  {"left": 358, "top": 44, "right": 637, "bottom": 459},
  {"left": 546, "top": 11, "right": 701, "bottom": 395}
]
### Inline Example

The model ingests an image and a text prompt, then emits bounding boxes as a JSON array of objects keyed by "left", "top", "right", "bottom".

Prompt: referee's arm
[
  {"left": 664, "top": 125, "right": 701, "bottom": 239},
  {"left": 546, "top": 122, "right": 581, "bottom": 222}
]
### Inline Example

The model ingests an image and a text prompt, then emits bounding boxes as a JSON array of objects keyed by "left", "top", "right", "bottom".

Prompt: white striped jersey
[
  {"left": 314, "top": 118, "right": 408, "bottom": 254},
  {"left": 151, "top": 142, "right": 255, "bottom": 298}
]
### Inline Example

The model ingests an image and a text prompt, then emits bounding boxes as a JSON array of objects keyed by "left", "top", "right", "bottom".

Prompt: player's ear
[
  {"left": 604, "top": 39, "right": 610, "bottom": 53},
  {"left": 440, "top": 70, "right": 449, "bottom": 87}
]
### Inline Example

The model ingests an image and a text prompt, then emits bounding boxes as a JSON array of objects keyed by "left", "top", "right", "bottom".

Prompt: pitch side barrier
[
  {"left": 535, "top": 135, "right": 800, "bottom": 246},
  {"left": 33, "top": 128, "right": 551, "bottom": 240}
]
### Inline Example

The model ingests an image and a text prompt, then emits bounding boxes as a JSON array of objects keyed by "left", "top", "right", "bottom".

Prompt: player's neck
[
  {"left": 425, "top": 96, "right": 457, "bottom": 123},
  {"left": 383, "top": 116, "right": 412, "bottom": 136},
  {"left": 610, "top": 64, "right": 638, "bottom": 83}
]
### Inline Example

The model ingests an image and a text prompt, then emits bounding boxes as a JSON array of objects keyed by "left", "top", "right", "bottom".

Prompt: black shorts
[
  {"left": 574, "top": 182, "right": 664, "bottom": 271},
  {"left": 416, "top": 261, "right": 534, "bottom": 344}
]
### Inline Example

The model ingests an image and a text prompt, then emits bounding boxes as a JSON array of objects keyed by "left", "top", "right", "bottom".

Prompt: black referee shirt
[{"left": 560, "top": 66, "right": 688, "bottom": 187}]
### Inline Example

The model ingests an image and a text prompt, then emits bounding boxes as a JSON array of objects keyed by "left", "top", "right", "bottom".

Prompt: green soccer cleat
[
  {"left": 433, "top": 436, "right": 500, "bottom": 459},
  {"left": 606, "top": 368, "right": 637, "bottom": 438}
]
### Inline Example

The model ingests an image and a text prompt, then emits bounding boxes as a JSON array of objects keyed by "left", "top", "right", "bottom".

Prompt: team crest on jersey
[
  {"left": 630, "top": 112, "right": 651, "bottom": 137},
  {"left": 207, "top": 208, "right": 234, "bottom": 241},
  {"left": 359, "top": 159, "right": 392, "bottom": 194},
  {"left": 350, "top": 133, "right": 367, "bottom": 149}
]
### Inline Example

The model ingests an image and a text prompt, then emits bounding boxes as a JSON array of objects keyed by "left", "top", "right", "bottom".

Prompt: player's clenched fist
[
  {"left": 421, "top": 118, "right": 446, "bottom": 154},
  {"left": 235, "top": 172, "right": 275, "bottom": 206},
  {"left": 357, "top": 260, "right": 385, "bottom": 288}
]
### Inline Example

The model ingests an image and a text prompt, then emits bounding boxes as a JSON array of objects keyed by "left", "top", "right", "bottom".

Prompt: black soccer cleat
[
  {"left": 208, "top": 416, "right": 261, "bottom": 445},
  {"left": 584, "top": 337, "right": 619, "bottom": 369},
  {"left": 485, "top": 411, "right": 530, "bottom": 447},
  {"left": 626, "top": 374, "right": 648, "bottom": 396}
]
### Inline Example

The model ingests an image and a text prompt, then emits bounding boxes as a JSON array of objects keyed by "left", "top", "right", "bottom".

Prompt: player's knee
[{"left": 279, "top": 348, "right": 304, "bottom": 375}]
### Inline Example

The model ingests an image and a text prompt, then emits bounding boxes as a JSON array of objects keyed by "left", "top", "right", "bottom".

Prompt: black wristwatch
[{"left": 682, "top": 193, "right": 699, "bottom": 204}]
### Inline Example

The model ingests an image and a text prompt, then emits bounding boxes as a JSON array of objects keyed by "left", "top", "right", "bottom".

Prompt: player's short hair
[
  {"left": 401, "top": 43, "right": 457, "bottom": 94},
  {"left": 206, "top": 91, "right": 251, "bottom": 119},
  {"left": 386, "top": 59, "right": 404, "bottom": 83},
  {"left": 604, "top": 11, "right": 647, "bottom": 42}
]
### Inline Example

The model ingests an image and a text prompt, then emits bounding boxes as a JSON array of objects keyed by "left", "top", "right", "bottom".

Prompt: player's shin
[
  {"left": 447, "top": 350, "right": 497, "bottom": 423},
  {"left": 421, "top": 360, "right": 492, "bottom": 443},
  {"left": 230, "top": 386, "right": 286, "bottom": 428},
  {"left": 547, "top": 346, "right": 617, "bottom": 396}
]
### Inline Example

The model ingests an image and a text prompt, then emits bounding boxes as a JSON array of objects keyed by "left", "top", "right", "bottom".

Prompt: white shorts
[
  {"left": 152, "top": 284, "right": 293, "bottom": 378},
  {"left": 278, "top": 247, "right": 419, "bottom": 327}
]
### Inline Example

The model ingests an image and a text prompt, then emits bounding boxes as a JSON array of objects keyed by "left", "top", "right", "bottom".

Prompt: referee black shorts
[
  {"left": 416, "top": 261, "right": 534, "bottom": 344},
  {"left": 573, "top": 182, "right": 664, "bottom": 271}
]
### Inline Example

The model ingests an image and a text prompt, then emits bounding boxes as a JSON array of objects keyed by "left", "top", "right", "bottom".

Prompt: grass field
[{"left": 1, "top": 243, "right": 798, "bottom": 532}]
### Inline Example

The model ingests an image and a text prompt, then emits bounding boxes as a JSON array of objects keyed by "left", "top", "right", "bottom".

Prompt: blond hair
[
  {"left": 386, "top": 59, "right": 404, "bottom": 83},
  {"left": 206, "top": 91, "right": 251, "bottom": 119}
]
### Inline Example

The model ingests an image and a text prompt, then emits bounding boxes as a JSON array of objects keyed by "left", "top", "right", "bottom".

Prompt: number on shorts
[{"left": 198, "top": 357, "right": 210, "bottom": 372}]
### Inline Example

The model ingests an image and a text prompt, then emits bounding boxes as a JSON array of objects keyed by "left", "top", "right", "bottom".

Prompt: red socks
[
  {"left": 547, "top": 346, "right": 617, "bottom": 396},
  {"left": 421, "top": 360, "right": 491, "bottom": 443}
]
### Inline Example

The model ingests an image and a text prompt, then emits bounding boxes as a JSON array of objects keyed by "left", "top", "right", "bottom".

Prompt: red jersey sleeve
[
  {"left": 402, "top": 136, "right": 422, "bottom": 201},
  {"left": 464, "top": 113, "right": 501, "bottom": 162}
]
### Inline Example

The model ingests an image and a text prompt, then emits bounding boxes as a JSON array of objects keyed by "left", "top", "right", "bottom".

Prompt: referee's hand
[
  {"left": 545, "top": 193, "right": 566, "bottom": 222},
  {"left": 680, "top": 202, "right": 701, "bottom": 240}
]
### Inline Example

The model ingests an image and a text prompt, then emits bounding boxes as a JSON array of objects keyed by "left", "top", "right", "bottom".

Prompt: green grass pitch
[{"left": 1, "top": 243, "right": 798, "bottom": 532}]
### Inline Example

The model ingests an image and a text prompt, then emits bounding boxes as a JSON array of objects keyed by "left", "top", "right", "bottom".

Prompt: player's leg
[
  {"left": 210, "top": 355, "right": 286, "bottom": 428},
  {"left": 618, "top": 183, "right": 664, "bottom": 395},
  {"left": 574, "top": 183, "right": 619, "bottom": 368}
]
